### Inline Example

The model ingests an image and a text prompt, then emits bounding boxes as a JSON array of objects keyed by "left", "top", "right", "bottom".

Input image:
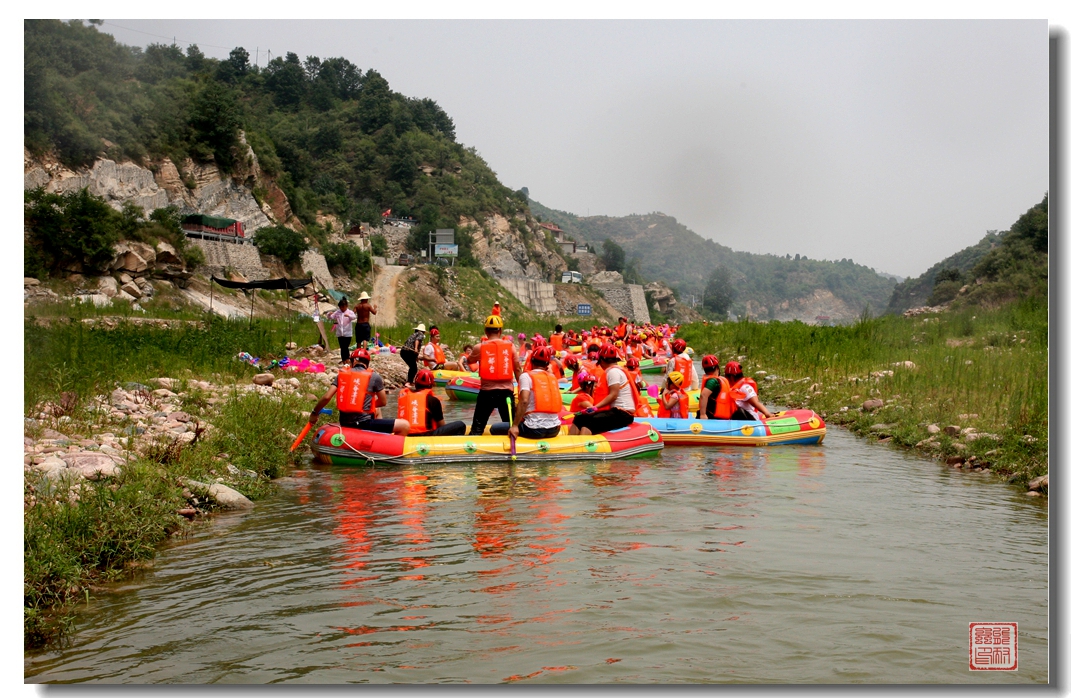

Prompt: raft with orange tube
[
  {"left": 635, "top": 409, "right": 826, "bottom": 447},
  {"left": 310, "top": 422, "right": 664, "bottom": 466}
]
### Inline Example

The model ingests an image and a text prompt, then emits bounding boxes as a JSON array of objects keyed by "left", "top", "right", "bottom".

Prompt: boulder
[
  {"left": 253, "top": 373, "right": 275, "bottom": 386},
  {"left": 946, "top": 455, "right": 966, "bottom": 466},
  {"left": 98, "top": 276, "right": 119, "bottom": 297},
  {"left": 926, "top": 424, "right": 940, "bottom": 434},
  {"left": 181, "top": 478, "right": 253, "bottom": 510},
  {"left": 24, "top": 277, "right": 40, "bottom": 287},
  {"left": 119, "top": 272, "right": 134, "bottom": 284},
  {"left": 589, "top": 270, "right": 625, "bottom": 284},
  {"left": 861, "top": 399, "right": 884, "bottom": 412},
  {"left": 121, "top": 281, "right": 143, "bottom": 299},
  {"left": 113, "top": 250, "right": 150, "bottom": 274},
  {"left": 64, "top": 453, "right": 121, "bottom": 479},
  {"left": 151, "top": 377, "right": 175, "bottom": 390},
  {"left": 135, "top": 277, "right": 155, "bottom": 297},
  {"left": 155, "top": 240, "right": 182, "bottom": 265},
  {"left": 944, "top": 425, "right": 961, "bottom": 436},
  {"left": 1028, "top": 474, "right": 1048, "bottom": 491}
]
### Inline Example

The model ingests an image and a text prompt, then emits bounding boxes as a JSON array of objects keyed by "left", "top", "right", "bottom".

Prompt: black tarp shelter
[{"left": 209, "top": 276, "right": 316, "bottom": 343}]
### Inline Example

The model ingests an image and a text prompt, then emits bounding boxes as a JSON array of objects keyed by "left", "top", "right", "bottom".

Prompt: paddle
[{"left": 290, "top": 421, "right": 313, "bottom": 452}]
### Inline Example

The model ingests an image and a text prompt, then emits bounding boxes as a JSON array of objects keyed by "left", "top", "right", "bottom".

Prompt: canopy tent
[
  {"left": 208, "top": 276, "right": 319, "bottom": 344},
  {"left": 185, "top": 213, "right": 240, "bottom": 229}
]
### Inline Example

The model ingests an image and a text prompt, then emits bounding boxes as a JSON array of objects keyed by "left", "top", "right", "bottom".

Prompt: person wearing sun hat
[
  {"left": 491, "top": 301, "right": 502, "bottom": 317},
  {"left": 354, "top": 291, "right": 377, "bottom": 349},
  {"left": 400, "top": 322, "right": 426, "bottom": 385}
]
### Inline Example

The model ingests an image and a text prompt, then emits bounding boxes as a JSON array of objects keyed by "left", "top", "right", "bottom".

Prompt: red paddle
[{"left": 290, "top": 422, "right": 313, "bottom": 452}]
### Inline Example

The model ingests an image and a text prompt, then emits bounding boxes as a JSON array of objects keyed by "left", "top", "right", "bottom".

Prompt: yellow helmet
[
  {"left": 667, "top": 371, "right": 685, "bottom": 387},
  {"left": 485, "top": 315, "right": 504, "bottom": 330}
]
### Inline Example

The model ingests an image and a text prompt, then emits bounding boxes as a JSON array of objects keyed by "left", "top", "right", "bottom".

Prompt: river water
[{"left": 26, "top": 400, "right": 1048, "bottom": 684}]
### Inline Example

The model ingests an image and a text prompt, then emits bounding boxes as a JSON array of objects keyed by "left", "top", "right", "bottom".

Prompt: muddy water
[{"left": 26, "top": 412, "right": 1047, "bottom": 683}]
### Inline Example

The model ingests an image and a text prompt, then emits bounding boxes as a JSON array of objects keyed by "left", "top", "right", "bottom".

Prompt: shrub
[
  {"left": 253, "top": 225, "right": 308, "bottom": 267},
  {"left": 369, "top": 234, "right": 388, "bottom": 256},
  {"left": 24, "top": 187, "right": 120, "bottom": 274},
  {"left": 323, "top": 241, "right": 371, "bottom": 278}
]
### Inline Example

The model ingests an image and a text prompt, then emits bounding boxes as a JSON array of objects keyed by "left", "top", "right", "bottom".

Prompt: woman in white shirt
[{"left": 327, "top": 298, "right": 357, "bottom": 364}]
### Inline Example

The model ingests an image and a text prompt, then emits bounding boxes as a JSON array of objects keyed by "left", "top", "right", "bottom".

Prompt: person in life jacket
[
  {"left": 670, "top": 338, "right": 698, "bottom": 390},
  {"left": 420, "top": 327, "right": 460, "bottom": 371},
  {"left": 657, "top": 371, "right": 691, "bottom": 419},
  {"left": 614, "top": 317, "right": 629, "bottom": 341},
  {"left": 569, "top": 345, "right": 641, "bottom": 436},
  {"left": 569, "top": 371, "right": 598, "bottom": 413},
  {"left": 509, "top": 346, "right": 564, "bottom": 440},
  {"left": 695, "top": 355, "right": 733, "bottom": 420},
  {"left": 722, "top": 361, "right": 773, "bottom": 421},
  {"left": 549, "top": 324, "right": 565, "bottom": 353},
  {"left": 465, "top": 314, "right": 522, "bottom": 436},
  {"left": 563, "top": 354, "right": 583, "bottom": 390},
  {"left": 398, "top": 370, "right": 467, "bottom": 436},
  {"left": 626, "top": 356, "right": 654, "bottom": 418},
  {"left": 307, "top": 349, "right": 410, "bottom": 435},
  {"left": 491, "top": 301, "right": 502, "bottom": 317}
]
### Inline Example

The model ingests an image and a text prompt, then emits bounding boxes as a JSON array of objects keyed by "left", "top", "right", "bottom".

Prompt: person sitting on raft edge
[
  {"left": 569, "top": 345, "right": 641, "bottom": 436},
  {"left": 398, "top": 370, "right": 468, "bottom": 436},
  {"left": 696, "top": 355, "right": 733, "bottom": 420},
  {"left": 307, "top": 348, "right": 410, "bottom": 435},
  {"left": 509, "top": 346, "right": 563, "bottom": 440},
  {"left": 723, "top": 361, "right": 774, "bottom": 421}
]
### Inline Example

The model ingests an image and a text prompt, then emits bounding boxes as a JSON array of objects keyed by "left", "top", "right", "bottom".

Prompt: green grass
[{"left": 677, "top": 297, "right": 1048, "bottom": 487}]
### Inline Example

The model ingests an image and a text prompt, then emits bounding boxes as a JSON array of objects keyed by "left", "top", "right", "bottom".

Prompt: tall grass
[{"left": 677, "top": 297, "right": 1048, "bottom": 485}]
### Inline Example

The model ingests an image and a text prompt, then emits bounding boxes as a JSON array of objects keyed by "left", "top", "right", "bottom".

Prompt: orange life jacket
[
  {"left": 570, "top": 393, "right": 594, "bottom": 413},
  {"left": 549, "top": 333, "right": 564, "bottom": 352},
  {"left": 337, "top": 367, "right": 374, "bottom": 414},
  {"left": 594, "top": 366, "right": 641, "bottom": 414},
  {"left": 431, "top": 342, "right": 445, "bottom": 365},
  {"left": 672, "top": 354, "right": 694, "bottom": 387},
  {"left": 707, "top": 376, "right": 734, "bottom": 419},
  {"left": 526, "top": 369, "right": 563, "bottom": 414},
  {"left": 397, "top": 387, "right": 431, "bottom": 434},
  {"left": 549, "top": 361, "right": 563, "bottom": 380},
  {"left": 722, "top": 377, "right": 759, "bottom": 414},
  {"left": 614, "top": 324, "right": 627, "bottom": 340},
  {"left": 633, "top": 375, "right": 654, "bottom": 417},
  {"left": 479, "top": 338, "right": 514, "bottom": 381},
  {"left": 657, "top": 388, "right": 689, "bottom": 419}
]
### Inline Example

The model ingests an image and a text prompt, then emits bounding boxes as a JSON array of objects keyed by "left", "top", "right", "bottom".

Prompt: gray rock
[
  {"left": 65, "top": 453, "right": 121, "bottom": 479},
  {"left": 1028, "top": 474, "right": 1048, "bottom": 491},
  {"left": 171, "top": 411, "right": 191, "bottom": 423},
  {"left": 121, "top": 281, "right": 143, "bottom": 299},
  {"left": 253, "top": 373, "right": 275, "bottom": 386},
  {"left": 946, "top": 455, "right": 965, "bottom": 466},
  {"left": 182, "top": 478, "right": 253, "bottom": 510},
  {"left": 926, "top": 424, "right": 941, "bottom": 434},
  {"left": 944, "top": 425, "right": 962, "bottom": 436},
  {"left": 861, "top": 399, "right": 884, "bottom": 412},
  {"left": 24, "top": 277, "right": 41, "bottom": 287},
  {"left": 97, "top": 276, "right": 119, "bottom": 297}
]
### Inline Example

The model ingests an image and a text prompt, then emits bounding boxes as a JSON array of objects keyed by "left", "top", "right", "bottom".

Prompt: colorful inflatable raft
[
  {"left": 636, "top": 409, "right": 826, "bottom": 447},
  {"left": 432, "top": 369, "right": 479, "bottom": 386},
  {"left": 310, "top": 422, "right": 664, "bottom": 465}
]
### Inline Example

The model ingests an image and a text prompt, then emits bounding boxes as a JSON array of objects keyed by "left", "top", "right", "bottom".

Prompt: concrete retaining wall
[
  {"left": 592, "top": 283, "right": 651, "bottom": 323},
  {"left": 499, "top": 277, "right": 558, "bottom": 314},
  {"left": 301, "top": 250, "right": 334, "bottom": 290},
  {"left": 189, "top": 238, "right": 270, "bottom": 281}
]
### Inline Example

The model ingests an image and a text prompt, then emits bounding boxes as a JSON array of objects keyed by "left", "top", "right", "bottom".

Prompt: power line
[{"left": 100, "top": 20, "right": 250, "bottom": 53}]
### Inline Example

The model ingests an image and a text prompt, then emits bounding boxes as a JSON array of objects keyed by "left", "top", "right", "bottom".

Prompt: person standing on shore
[
  {"left": 327, "top": 298, "right": 357, "bottom": 364},
  {"left": 354, "top": 292, "right": 377, "bottom": 349},
  {"left": 400, "top": 323, "right": 426, "bottom": 386}
]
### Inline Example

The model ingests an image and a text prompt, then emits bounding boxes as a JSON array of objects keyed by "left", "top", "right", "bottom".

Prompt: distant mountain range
[{"left": 529, "top": 199, "right": 897, "bottom": 323}]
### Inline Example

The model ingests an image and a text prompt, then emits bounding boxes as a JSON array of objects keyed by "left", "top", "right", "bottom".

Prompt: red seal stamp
[{"left": 969, "top": 622, "right": 1018, "bottom": 671}]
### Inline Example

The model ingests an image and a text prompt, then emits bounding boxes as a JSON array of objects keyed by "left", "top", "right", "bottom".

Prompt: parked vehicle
[
  {"left": 398, "top": 253, "right": 412, "bottom": 266},
  {"left": 561, "top": 271, "right": 583, "bottom": 283}
]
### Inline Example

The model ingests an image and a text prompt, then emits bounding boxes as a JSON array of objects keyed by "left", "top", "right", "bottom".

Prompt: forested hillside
[
  {"left": 885, "top": 194, "right": 1048, "bottom": 313},
  {"left": 530, "top": 200, "right": 897, "bottom": 322},
  {"left": 24, "top": 19, "right": 530, "bottom": 260}
]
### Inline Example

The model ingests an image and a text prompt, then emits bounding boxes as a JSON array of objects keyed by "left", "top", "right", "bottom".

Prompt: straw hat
[
  {"left": 414, "top": 323, "right": 427, "bottom": 332},
  {"left": 358, "top": 291, "right": 370, "bottom": 301}
]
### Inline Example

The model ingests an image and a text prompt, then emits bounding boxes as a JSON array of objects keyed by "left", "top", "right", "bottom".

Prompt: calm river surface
[{"left": 26, "top": 400, "right": 1047, "bottom": 684}]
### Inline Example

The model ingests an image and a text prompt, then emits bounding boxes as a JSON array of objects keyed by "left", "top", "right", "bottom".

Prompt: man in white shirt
[
  {"left": 509, "top": 346, "right": 563, "bottom": 440},
  {"left": 569, "top": 345, "right": 636, "bottom": 435}
]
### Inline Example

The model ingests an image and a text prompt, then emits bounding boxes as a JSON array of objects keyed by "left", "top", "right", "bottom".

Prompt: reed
[{"left": 677, "top": 297, "right": 1047, "bottom": 487}]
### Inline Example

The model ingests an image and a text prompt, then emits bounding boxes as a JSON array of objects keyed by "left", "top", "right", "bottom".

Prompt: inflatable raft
[
  {"left": 432, "top": 368, "right": 479, "bottom": 386},
  {"left": 310, "top": 422, "right": 664, "bottom": 465},
  {"left": 636, "top": 409, "right": 826, "bottom": 447}
]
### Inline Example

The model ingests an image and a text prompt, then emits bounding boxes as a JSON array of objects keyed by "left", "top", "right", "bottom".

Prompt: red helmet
[
  {"left": 625, "top": 357, "right": 639, "bottom": 370},
  {"left": 702, "top": 355, "right": 719, "bottom": 371},
  {"left": 672, "top": 339, "right": 687, "bottom": 354},
  {"left": 563, "top": 354, "right": 579, "bottom": 369},
  {"left": 533, "top": 336, "right": 548, "bottom": 348},
  {"left": 353, "top": 348, "right": 372, "bottom": 365},
  {"left": 530, "top": 346, "right": 554, "bottom": 365},
  {"left": 414, "top": 369, "right": 436, "bottom": 388},
  {"left": 598, "top": 345, "right": 619, "bottom": 362},
  {"left": 725, "top": 361, "right": 742, "bottom": 375},
  {"left": 587, "top": 345, "right": 600, "bottom": 356}
]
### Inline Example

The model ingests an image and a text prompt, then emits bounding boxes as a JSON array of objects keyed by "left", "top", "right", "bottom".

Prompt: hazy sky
[{"left": 96, "top": 19, "right": 1049, "bottom": 278}]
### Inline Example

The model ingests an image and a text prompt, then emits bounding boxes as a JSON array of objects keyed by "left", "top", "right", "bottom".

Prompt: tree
[
  {"left": 187, "top": 81, "right": 242, "bottom": 170},
  {"left": 601, "top": 238, "right": 626, "bottom": 272},
  {"left": 357, "top": 69, "right": 392, "bottom": 134},
  {"left": 264, "top": 52, "right": 307, "bottom": 108},
  {"left": 24, "top": 188, "right": 120, "bottom": 275},
  {"left": 704, "top": 266, "right": 735, "bottom": 316},
  {"left": 252, "top": 225, "right": 308, "bottom": 267}
]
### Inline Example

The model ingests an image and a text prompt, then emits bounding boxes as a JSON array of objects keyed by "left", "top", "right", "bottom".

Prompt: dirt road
[{"left": 372, "top": 265, "right": 405, "bottom": 326}]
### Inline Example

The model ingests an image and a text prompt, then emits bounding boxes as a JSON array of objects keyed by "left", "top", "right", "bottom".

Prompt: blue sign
[{"left": 577, "top": 303, "right": 592, "bottom": 316}]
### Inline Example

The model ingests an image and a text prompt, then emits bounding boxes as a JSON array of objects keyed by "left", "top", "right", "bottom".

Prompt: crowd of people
[{"left": 308, "top": 302, "right": 771, "bottom": 440}]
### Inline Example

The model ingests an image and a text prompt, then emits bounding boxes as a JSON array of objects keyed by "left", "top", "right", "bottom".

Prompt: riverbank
[
  {"left": 23, "top": 314, "right": 417, "bottom": 649},
  {"left": 677, "top": 297, "right": 1048, "bottom": 494}
]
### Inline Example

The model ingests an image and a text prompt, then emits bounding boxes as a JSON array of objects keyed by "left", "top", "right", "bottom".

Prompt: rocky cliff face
[
  {"left": 460, "top": 212, "right": 567, "bottom": 281},
  {"left": 23, "top": 131, "right": 299, "bottom": 236}
]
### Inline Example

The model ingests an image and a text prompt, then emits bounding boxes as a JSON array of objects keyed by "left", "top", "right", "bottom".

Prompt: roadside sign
[
  {"left": 434, "top": 244, "right": 459, "bottom": 257},
  {"left": 577, "top": 303, "right": 592, "bottom": 316}
]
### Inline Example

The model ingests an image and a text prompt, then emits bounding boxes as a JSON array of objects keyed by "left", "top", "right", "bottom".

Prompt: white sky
[{"left": 92, "top": 19, "right": 1049, "bottom": 278}]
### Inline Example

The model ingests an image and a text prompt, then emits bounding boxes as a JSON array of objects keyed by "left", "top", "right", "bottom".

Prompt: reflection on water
[{"left": 26, "top": 425, "right": 1047, "bottom": 684}]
